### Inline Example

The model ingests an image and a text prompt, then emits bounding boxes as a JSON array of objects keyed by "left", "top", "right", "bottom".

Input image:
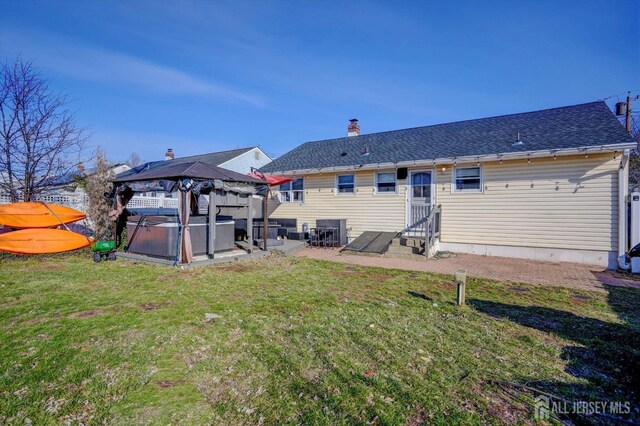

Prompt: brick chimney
[
  {"left": 348, "top": 118, "right": 360, "bottom": 137},
  {"left": 165, "top": 148, "right": 174, "bottom": 160}
]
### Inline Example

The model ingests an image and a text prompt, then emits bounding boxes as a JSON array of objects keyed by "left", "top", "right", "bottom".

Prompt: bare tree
[
  {"left": 0, "top": 59, "right": 86, "bottom": 202},
  {"left": 126, "top": 152, "right": 142, "bottom": 168},
  {"left": 86, "top": 148, "right": 113, "bottom": 240}
]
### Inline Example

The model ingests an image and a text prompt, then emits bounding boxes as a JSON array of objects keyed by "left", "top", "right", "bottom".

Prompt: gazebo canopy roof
[{"left": 113, "top": 161, "right": 265, "bottom": 185}]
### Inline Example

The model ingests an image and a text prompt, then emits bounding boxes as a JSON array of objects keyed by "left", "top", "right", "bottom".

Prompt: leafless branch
[{"left": 0, "top": 59, "right": 86, "bottom": 201}]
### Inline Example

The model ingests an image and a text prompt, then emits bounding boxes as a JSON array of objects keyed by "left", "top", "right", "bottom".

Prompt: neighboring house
[
  {"left": 261, "top": 101, "right": 636, "bottom": 268},
  {"left": 117, "top": 146, "right": 272, "bottom": 181},
  {"left": 116, "top": 147, "right": 272, "bottom": 213}
]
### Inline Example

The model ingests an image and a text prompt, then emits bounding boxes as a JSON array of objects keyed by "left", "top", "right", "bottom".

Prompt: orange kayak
[
  {"left": 0, "top": 228, "right": 93, "bottom": 254},
  {"left": 0, "top": 202, "right": 86, "bottom": 228}
]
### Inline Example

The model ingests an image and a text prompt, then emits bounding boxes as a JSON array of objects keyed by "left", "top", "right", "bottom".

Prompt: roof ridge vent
[{"left": 512, "top": 133, "right": 524, "bottom": 147}]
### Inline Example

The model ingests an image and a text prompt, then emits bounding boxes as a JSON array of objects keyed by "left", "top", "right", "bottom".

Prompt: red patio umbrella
[
  {"left": 248, "top": 171, "right": 292, "bottom": 186},
  {"left": 248, "top": 169, "right": 293, "bottom": 251}
]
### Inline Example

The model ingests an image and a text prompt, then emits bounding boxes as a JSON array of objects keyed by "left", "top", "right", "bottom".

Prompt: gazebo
[{"left": 110, "top": 161, "right": 267, "bottom": 265}]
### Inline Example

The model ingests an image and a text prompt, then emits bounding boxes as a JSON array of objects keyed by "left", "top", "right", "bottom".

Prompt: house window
[
  {"left": 279, "top": 178, "right": 304, "bottom": 202},
  {"left": 412, "top": 172, "right": 431, "bottom": 199},
  {"left": 337, "top": 174, "right": 355, "bottom": 194},
  {"left": 376, "top": 172, "right": 397, "bottom": 193},
  {"left": 454, "top": 166, "right": 482, "bottom": 192}
]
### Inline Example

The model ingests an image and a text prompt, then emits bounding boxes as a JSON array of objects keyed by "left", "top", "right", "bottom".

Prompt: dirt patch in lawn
[
  {"left": 571, "top": 294, "right": 593, "bottom": 305},
  {"left": 608, "top": 270, "right": 640, "bottom": 282},
  {"left": 508, "top": 286, "right": 531, "bottom": 293},
  {"left": 214, "top": 262, "right": 250, "bottom": 273},
  {"left": 484, "top": 386, "right": 529, "bottom": 424},
  {"left": 23, "top": 316, "right": 49, "bottom": 325},
  {"left": 405, "top": 404, "right": 428, "bottom": 425},
  {"left": 593, "top": 271, "right": 640, "bottom": 289},
  {"left": 368, "top": 272, "right": 393, "bottom": 282},
  {"left": 22, "top": 262, "right": 68, "bottom": 272},
  {"left": 197, "top": 372, "right": 260, "bottom": 408},
  {"left": 214, "top": 261, "right": 263, "bottom": 273},
  {"left": 331, "top": 270, "right": 392, "bottom": 283},
  {"left": 139, "top": 301, "right": 173, "bottom": 311},
  {"left": 68, "top": 310, "right": 106, "bottom": 319}
]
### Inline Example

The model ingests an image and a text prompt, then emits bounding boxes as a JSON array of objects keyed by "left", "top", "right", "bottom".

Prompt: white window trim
[
  {"left": 278, "top": 178, "right": 305, "bottom": 203},
  {"left": 374, "top": 171, "right": 398, "bottom": 195},
  {"left": 335, "top": 174, "right": 356, "bottom": 196},
  {"left": 451, "top": 165, "right": 484, "bottom": 193}
]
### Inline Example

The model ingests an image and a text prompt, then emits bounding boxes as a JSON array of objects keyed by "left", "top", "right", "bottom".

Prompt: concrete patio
[
  {"left": 118, "top": 239, "right": 306, "bottom": 268},
  {"left": 296, "top": 247, "right": 640, "bottom": 292}
]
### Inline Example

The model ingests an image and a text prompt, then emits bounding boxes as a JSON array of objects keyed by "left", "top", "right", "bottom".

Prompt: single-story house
[{"left": 260, "top": 101, "right": 636, "bottom": 268}]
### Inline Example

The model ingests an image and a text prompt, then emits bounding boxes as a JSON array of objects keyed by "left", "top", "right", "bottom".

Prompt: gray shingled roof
[
  {"left": 168, "top": 147, "right": 255, "bottom": 166},
  {"left": 261, "top": 101, "right": 633, "bottom": 173},
  {"left": 112, "top": 161, "right": 264, "bottom": 184},
  {"left": 116, "top": 147, "right": 255, "bottom": 180}
]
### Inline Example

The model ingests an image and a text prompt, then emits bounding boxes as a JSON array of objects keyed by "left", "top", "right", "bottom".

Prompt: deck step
[
  {"left": 390, "top": 237, "right": 424, "bottom": 248},
  {"left": 386, "top": 246, "right": 422, "bottom": 255}
]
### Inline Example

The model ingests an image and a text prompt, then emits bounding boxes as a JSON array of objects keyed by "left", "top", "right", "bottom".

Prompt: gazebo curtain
[{"left": 178, "top": 189, "right": 194, "bottom": 264}]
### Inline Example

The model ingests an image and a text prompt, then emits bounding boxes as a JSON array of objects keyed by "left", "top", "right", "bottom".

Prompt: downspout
[{"left": 618, "top": 149, "right": 631, "bottom": 270}]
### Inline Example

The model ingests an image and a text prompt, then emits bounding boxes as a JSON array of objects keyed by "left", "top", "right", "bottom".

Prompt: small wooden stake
[{"left": 456, "top": 270, "right": 466, "bottom": 306}]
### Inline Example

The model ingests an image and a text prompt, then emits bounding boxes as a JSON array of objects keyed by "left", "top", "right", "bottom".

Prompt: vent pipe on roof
[
  {"left": 165, "top": 148, "right": 175, "bottom": 160},
  {"left": 512, "top": 133, "right": 524, "bottom": 147},
  {"left": 348, "top": 118, "right": 361, "bottom": 137}
]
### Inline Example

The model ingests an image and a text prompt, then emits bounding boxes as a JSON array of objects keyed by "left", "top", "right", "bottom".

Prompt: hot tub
[{"left": 126, "top": 215, "right": 235, "bottom": 259}]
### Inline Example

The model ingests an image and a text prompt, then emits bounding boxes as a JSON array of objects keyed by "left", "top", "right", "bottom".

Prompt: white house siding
[
  {"left": 436, "top": 153, "right": 619, "bottom": 265},
  {"left": 270, "top": 170, "right": 406, "bottom": 238},
  {"left": 218, "top": 148, "right": 271, "bottom": 174}
]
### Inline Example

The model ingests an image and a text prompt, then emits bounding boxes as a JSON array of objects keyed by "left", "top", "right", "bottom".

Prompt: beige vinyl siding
[
  {"left": 270, "top": 153, "right": 619, "bottom": 253},
  {"left": 270, "top": 170, "right": 406, "bottom": 237},
  {"left": 438, "top": 153, "right": 618, "bottom": 252}
]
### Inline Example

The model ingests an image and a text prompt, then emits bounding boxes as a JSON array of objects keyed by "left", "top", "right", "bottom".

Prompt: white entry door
[{"left": 406, "top": 170, "right": 434, "bottom": 235}]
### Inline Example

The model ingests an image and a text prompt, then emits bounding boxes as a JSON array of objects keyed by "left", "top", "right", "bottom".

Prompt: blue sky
[{"left": 1, "top": 0, "right": 638, "bottom": 164}]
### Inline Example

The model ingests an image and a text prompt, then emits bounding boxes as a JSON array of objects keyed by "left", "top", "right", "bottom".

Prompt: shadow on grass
[
  {"left": 407, "top": 291, "right": 433, "bottom": 301},
  {"left": 469, "top": 285, "right": 640, "bottom": 420}
]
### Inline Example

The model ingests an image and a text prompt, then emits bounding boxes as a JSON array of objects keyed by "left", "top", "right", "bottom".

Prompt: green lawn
[{"left": 0, "top": 252, "right": 638, "bottom": 425}]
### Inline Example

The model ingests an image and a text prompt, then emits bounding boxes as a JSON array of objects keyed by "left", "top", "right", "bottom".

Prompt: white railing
[
  {"left": 401, "top": 204, "right": 442, "bottom": 260},
  {"left": 277, "top": 189, "right": 304, "bottom": 203},
  {"left": 0, "top": 192, "right": 179, "bottom": 212},
  {"left": 0, "top": 191, "right": 89, "bottom": 213},
  {"left": 0, "top": 193, "right": 14, "bottom": 205},
  {"left": 407, "top": 205, "right": 430, "bottom": 236},
  {"left": 127, "top": 196, "right": 179, "bottom": 209}
]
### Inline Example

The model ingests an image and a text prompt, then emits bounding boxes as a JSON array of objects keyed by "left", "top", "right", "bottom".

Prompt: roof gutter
[
  {"left": 618, "top": 149, "right": 631, "bottom": 270},
  {"left": 266, "top": 143, "right": 637, "bottom": 176}
]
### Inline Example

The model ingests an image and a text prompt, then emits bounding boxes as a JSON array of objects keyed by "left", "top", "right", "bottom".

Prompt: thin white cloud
[
  {"left": 89, "top": 129, "right": 239, "bottom": 162},
  {"left": 1, "top": 29, "right": 264, "bottom": 107}
]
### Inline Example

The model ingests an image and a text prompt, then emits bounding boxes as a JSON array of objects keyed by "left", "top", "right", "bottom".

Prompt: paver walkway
[{"left": 296, "top": 248, "right": 640, "bottom": 292}]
